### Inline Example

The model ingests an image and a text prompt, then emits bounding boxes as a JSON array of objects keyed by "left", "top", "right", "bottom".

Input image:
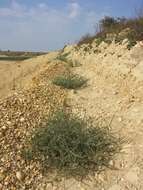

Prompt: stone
[
  {"left": 7, "top": 121, "right": 11, "bottom": 125},
  {"left": 113, "top": 91, "right": 118, "bottom": 95},
  {"left": 1, "top": 126, "right": 6, "bottom": 130},
  {"left": 118, "top": 117, "right": 122, "bottom": 122},
  {"left": 0, "top": 184, "right": 3, "bottom": 190},
  {"left": 16, "top": 171, "right": 23, "bottom": 181},
  {"left": 20, "top": 117, "right": 25, "bottom": 122},
  {"left": 122, "top": 39, "right": 129, "bottom": 45},
  {"left": 109, "top": 160, "right": 114, "bottom": 166}
]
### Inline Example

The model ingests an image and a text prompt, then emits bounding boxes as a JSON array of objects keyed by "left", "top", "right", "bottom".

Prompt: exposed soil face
[
  {"left": 67, "top": 60, "right": 143, "bottom": 190},
  {"left": 64, "top": 42, "right": 143, "bottom": 190}
]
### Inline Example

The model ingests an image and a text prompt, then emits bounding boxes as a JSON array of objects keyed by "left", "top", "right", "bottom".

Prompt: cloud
[
  {"left": 0, "top": 1, "right": 104, "bottom": 51},
  {"left": 0, "top": 0, "right": 26, "bottom": 17},
  {"left": 69, "top": 2, "right": 80, "bottom": 19},
  {"left": 0, "top": 1, "right": 80, "bottom": 19}
]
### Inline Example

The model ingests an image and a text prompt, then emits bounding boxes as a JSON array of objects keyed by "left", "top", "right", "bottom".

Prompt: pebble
[
  {"left": 1, "top": 126, "right": 6, "bottom": 130},
  {"left": 7, "top": 121, "right": 11, "bottom": 125},
  {"left": 20, "top": 117, "right": 25, "bottom": 122},
  {"left": 4, "top": 181, "right": 9, "bottom": 186},
  {"left": 113, "top": 91, "right": 118, "bottom": 95},
  {"left": 117, "top": 100, "right": 122, "bottom": 104},
  {"left": 118, "top": 117, "right": 122, "bottom": 122},
  {"left": 0, "top": 61, "right": 67, "bottom": 189},
  {"left": 70, "top": 89, "right": 77, "bottom": 95},
  {"left": 136, "top": 98, "right": 141, "bottom": 102},
  {"left": 120, "top": 178, "right": 124, "bottom": 182},
  {"left": 109, "top": 160, "right": 114, "bottom": 166},
  {"left": 16, "top": 171, "right": 23, "bottom": 181},
  {"left": 0, "top": 184, "right": 3, "bottom": 189}
]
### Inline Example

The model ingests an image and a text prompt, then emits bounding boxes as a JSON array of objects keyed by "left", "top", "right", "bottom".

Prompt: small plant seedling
[{"left": 56, "top": 52, "right": 70, "bottom": 62}]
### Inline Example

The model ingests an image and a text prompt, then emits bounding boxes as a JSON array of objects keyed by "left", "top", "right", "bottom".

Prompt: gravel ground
[{"left": 0, "top": 62, "right": 67, "bottom": 190}]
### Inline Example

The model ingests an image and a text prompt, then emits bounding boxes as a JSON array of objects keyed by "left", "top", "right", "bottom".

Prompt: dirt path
[
  {"left": 0, "top": 52, "right": 58, "bottom": 100},
  {"left": 67, "top": 59, "right": 143, "bottom": 189}
]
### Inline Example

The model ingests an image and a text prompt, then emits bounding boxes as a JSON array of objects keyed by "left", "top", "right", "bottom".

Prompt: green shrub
[
  {"left": 68, "top": 60, "right": 81, "bottom": 67},
  {"left": 77, "top": 34, "right": 96, "bottom": 46},
  {"left": 127, "top": 40, "right": 137, "bottom": 50},
  {"left": 68, "top": 60, "right": 75, "bottom": 67},
  {"left": 53, "top": 74, "right": 87, "bottom": 89},
  {"left": 56, "top": 52, "right": 70, "bottom": 62},
  {"left": 96, "top": 37, "right": 105, "bottom": 47},
  {"left": 99, "top": 16, "right": 118, "bottom": 33},
  {"left": 73, "top": 60, "right": 81, "bottom": 67},
  {"left": 25, "top": 111, "right": 121, "bottom": 177}
]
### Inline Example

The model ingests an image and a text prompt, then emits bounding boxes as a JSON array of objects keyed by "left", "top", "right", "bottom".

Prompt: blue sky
[{"left": 0, "top": 0, "right": 142, "bottom": 51}]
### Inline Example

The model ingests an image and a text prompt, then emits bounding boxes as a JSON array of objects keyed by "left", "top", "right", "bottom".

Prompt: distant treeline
[{"left": 0, "top": 50, "right": 47, "bottom": 61}]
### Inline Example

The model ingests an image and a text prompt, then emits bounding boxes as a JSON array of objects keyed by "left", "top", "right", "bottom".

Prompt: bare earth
[
  {"left": 0, "top": 41, "right": 143, "bottom": 189},
  {"left": 0, "top": 58, "right": 67, "bottom": 190},
  {"left": 0, "top": 52, "right": 58, "bottom": 99},
  {"left": 65, "top": 42, "right": 143, "bottom": 190}
]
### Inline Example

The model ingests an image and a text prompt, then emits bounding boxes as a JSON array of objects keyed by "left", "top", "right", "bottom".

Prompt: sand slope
[{"left": 0, "top": 51, "right": 58, "bottom": 100}]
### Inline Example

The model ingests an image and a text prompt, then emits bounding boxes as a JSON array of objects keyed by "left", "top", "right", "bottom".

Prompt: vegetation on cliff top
[{"left": 78, "top": 15, "right": 143, "bottom": 48}]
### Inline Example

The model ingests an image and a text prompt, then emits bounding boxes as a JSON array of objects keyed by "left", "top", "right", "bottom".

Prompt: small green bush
[
  {"left": 53, "top": 74, "right": 87, "bottom": 89},
  {"left": 56, "top": 52, "right": 70, "bottom": 62},
  {"left": 99, "top": 16, "right": 118, "bottom": 32},
  {"left": 77, "top": 34, "right": 96, "bottom": 46},
  {"left": 68, "top": 60, "right": 81, "bottom": 67},
  {"left": 127, "top": 40, "right": 137, "bottom": 50},
  {"left": 25, "top": 111, "right": 121, "bottom": 177}
]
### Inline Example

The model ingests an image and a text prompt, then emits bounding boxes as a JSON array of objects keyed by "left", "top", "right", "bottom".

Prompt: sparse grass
[
  {"left": 68, "top": 60, "right": 81, "bottom": 67},
  {"left": 53, "top": 74, "right": 87, "bottom": 89},
  {"left": 56, "top": 52, "right": 70, "bottom": 62},
  {"left": 56, "top": 55, "right": 67, "bottom": 62},
  {"left": 127, "top": 40, "right": 137, "bottom": 50},
  {"left": 77, "top": 15, "right": 143, "bottom": 49},
  {"left": 24, "top": 111, "right": 121, "bottom": 178},
  {"left": 77, "top": 34, "right": 96, "bottom": 46},
  {"left": 56, "top": 53, "right": 81, "bottom": 68},
  {"left": 67, "top": 60, "right": 74, "bottom": 67}
]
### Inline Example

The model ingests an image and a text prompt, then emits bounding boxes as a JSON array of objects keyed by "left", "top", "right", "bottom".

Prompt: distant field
[
  {"left": 0, "top": 51, "right": 47, "bottom": 61},
  {"left": 0, "top": 56, "right": 34, "bottom": 61}
]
